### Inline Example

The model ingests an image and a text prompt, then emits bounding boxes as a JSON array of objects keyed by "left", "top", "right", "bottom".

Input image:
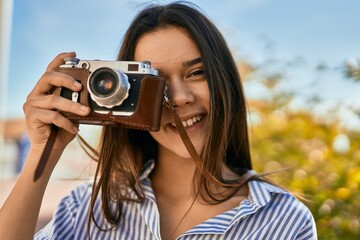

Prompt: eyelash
[{"left": 187, "top": 68, "right": 205, "bottom": 78}]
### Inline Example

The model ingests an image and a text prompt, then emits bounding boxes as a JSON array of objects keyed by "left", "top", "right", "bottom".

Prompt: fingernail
[
  {"left": 73, "top": 80, "right": 82, "bottom": 88},
  {"left": 80, "top": 105, "right": 90, "bottom": 112}
]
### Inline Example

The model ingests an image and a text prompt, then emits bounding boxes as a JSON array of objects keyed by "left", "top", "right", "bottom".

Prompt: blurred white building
[
  {"left": 1, "top": 0, "right": 13, "bottom": 117},
  {"left": 1, "top": 0, "right": 14, "bottom": 173}
]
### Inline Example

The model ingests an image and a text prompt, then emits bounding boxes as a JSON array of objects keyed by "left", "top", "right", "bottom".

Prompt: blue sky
[{"left": 5, "top": 0, "right": 360, "bottom": 129}]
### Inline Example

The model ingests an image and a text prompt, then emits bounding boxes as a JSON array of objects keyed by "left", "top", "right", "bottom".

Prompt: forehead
[{"left": 134, "top": 27, "right": 201, "bottom": 66}]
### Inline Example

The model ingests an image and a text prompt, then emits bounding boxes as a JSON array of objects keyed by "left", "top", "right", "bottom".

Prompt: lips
[{"left": 170, "top": 115, "right": 203, "bottom": 128}]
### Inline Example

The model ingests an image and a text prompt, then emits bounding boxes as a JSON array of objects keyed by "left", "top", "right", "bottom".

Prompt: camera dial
[
  {"left": 63, "top": 57, "right": 80, "bottom": 66},
  {"left": 88, "top": 67, "right": 130, "bottom": 108}
]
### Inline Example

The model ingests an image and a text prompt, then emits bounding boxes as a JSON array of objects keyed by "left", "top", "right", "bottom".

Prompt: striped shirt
[{"left": 35, "top": 160, "right": 317, "bottom": 239}]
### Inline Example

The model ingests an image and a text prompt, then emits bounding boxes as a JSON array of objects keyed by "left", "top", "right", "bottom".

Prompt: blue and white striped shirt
[{"left": 35, "top": 160, "right": 317, "bottom": 239}]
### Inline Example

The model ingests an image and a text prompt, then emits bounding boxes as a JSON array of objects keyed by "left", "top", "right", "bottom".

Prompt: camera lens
[
  {"left": 93, "top": 74, "right": 115, "bottom": 96},
  {"left": 88, "top": 67, "right": 130, "bottom": 108}
]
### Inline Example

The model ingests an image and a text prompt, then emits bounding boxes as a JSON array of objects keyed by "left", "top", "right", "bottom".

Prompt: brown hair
[{"left": 86, "top": 1, "right": 254, "bottom": 231}]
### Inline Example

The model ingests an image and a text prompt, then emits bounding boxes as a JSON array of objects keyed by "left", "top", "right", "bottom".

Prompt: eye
[{"left": 187, "top": 68, "right": 205, "bottom": 79}]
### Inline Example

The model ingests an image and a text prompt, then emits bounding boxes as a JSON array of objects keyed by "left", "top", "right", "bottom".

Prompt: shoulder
[
  {"left": 34, "top": 181, "right": 94, "bottom": 239},
  {"left": 58, "top": 181, "right": 94, "bottom": 214},
  {"left": 68, "top": 181, "right": 93, "bottom": 202},
  {"left": 243, "top": 180, "right": 317, "bottom": 239},
  {"left": 55, "top": 181, "right": 93, "bottom": 213},
  {"left": 247, "top": 180, "right": 313, "bottom": 218}
]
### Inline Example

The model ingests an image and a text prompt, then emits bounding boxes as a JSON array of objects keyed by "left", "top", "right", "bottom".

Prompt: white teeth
[
  {"left": 171, "top": 115, "right": 203, "bottom": 128},
  {"left": 186, "top": 119, "right": 193, "bottom": 127}
]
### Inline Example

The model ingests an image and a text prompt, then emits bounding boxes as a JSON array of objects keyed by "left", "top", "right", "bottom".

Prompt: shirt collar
[
  {"left": 184, "top": 180, "right": 290, "bottom": 236},
  {"left": 139, "top": 159, "right": 156, "bottom": 181},
  {"left": 138, "top": 159, "right": 290, "bottom": 236},
  {"left": 139, "top": 159, "right": 288, "bottom": 202},
  {"left": 246, "top": 179, "right": 288, "bottom": 208}
]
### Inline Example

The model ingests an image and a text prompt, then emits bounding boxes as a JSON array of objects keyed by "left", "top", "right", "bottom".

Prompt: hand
[{"left": 23, "top": 52, "right": 91, "bottom": 151}]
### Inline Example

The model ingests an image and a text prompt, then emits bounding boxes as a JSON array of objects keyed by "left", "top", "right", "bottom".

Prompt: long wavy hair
[{"left": 86, "top": 1, "right": 254, "bottom": 232}]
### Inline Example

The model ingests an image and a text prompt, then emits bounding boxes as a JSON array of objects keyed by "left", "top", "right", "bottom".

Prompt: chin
[
  {"left": 173, "top": 140, "right": 204, "bottom": 160},
  {"left": 155, "top": 138, "right": 204, "bottom": 160}
]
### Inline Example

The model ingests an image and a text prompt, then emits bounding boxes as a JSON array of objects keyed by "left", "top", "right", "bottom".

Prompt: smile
[{"left": 171, "top": 115, "right": 203, "bottom": 128}]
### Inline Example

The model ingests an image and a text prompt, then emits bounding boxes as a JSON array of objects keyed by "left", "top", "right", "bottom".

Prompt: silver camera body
[{"left": 59, "top": 57, "right": 159, "bottom": 116}]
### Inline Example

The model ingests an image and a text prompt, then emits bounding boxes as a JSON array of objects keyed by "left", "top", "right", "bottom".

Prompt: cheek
[
  {"left": 197, "top": 86, "right": 211, "bottom": 112},
  {"left": 149, "top": 127, "right": 181, "bottom": 155},
  {"left": 149, "top": 131, "right": 162, "bottom": 143}
]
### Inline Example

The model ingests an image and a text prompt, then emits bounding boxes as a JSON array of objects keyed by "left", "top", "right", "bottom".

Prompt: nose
[{"left": 167, "top": 78, "right": 195, "bottom": 108}]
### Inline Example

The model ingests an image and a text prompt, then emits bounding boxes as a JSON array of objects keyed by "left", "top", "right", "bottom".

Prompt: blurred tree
[
  {"left": 343, "top": 58, "right": 360, "bottom": 121},
  {"left": 239, "top": 57, "right": 360, "bottom": 239},
  {"left": 343, "top": 58, "right": 360, "bottom": 82}
]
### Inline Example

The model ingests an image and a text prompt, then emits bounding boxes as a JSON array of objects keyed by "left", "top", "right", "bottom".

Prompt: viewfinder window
[{"left": 128, "top": 64, "right": 138, "bottom": 71}]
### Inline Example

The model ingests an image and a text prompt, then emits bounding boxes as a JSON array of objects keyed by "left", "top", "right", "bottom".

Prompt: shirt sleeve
[
  {"left": 295, "top": 209, "right": 318, "bottom": 240},
  {"left": 34, "top": 182, "right": 92, "bottom": 240}
]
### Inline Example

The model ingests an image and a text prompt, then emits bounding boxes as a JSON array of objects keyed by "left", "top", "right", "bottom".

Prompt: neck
[{"left": 151, "top": 146, "right": 197, "bottom": 200}]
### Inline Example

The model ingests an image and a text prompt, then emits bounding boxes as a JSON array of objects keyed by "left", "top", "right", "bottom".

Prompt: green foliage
[
  {"left": 238, "top": 51, "right": 360, "bottom": 238},
  {"left": 249, "top": 106, "right": 360, "bottom": 239},
  {"left": 343, "top": 59, "right": 360, "bottom": 82}
]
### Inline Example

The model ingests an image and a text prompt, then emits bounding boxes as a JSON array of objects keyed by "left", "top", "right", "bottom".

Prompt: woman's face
[{"left": 134, "top": 27, "right": 210, "bottom": 159}]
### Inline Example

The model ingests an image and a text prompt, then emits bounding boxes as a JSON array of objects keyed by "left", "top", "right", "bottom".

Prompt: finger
[
  {"left": 27, "top": 71, "right": 82, "bottom": 100},
  {"left": 24, "top": 94, "right": 90, "bottom": 117},
  {"left": 46, "top": 52, "right": 76, "bottom": 72},
  {"left": 26, "top": 107, "right": 79, "bottom": 134}
]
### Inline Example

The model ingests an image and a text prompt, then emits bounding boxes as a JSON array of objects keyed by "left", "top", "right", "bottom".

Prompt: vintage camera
[{"left": 56, "top": 57, "right": 165, "bottom": 131}]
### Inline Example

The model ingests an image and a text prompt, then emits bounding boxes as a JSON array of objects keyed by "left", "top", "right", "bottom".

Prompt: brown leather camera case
[{"left": 55, "top": 68, "right": 165, "bottom": 131}]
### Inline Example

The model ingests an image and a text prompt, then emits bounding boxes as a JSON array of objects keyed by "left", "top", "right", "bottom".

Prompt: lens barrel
[{"left": 88, "top": 67, "right": 130, "bottom": 108}]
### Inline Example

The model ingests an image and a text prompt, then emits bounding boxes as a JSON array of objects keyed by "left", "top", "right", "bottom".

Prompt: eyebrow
[{"left": 183, "top": 57, "right": 202, "bottom": 67}]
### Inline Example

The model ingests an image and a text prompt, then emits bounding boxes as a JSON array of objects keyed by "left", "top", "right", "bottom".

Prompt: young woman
[{"left": 0, "top": 2, "right": 317, "bottom": 239}]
